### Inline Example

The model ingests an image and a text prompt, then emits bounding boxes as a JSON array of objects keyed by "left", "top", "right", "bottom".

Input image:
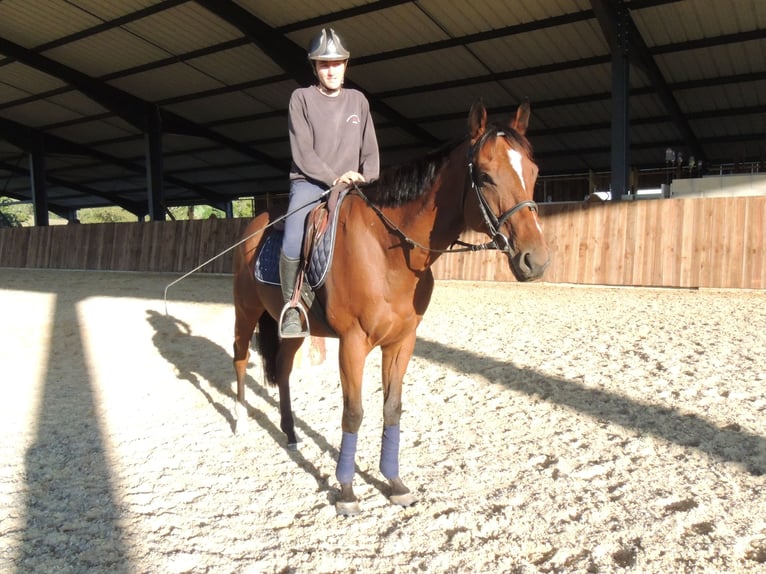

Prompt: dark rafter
[
  {"left": 0, "top": 116, "right": 230, "bottom": 209},
  {"left": 0, "top": 159, "right": 143, "bottom": 216},
  {"left": 0, "top": 36, "right": 287, "bottom": 173}
]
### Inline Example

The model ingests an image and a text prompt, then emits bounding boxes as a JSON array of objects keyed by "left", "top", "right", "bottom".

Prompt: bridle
[
  {"left": 467, "top": 128, "right": 538, "bottom": 255},
  {"left": 351, "top": 128, "right": 538, "bottom": 255}
]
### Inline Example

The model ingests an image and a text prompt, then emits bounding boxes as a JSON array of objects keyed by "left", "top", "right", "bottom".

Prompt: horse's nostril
[{"left": 519, "top": 251, "right": 534, "bottom": 274}]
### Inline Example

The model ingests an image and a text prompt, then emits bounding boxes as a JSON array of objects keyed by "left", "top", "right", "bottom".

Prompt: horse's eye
[{"left": 480, "top": 172, "right": 495, "bottom": 186}]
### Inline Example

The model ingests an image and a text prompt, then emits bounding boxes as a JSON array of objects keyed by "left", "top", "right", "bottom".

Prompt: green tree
[
  {"left": 77, "top": 206, "right": 137, "bottom": 223},
  {"left": 0, "top": 197, "right": 32, "bottom": 227}
]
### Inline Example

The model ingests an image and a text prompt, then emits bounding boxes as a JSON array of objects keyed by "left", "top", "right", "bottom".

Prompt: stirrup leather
[{"left": 278, "top": 301, "right": 310, "bottom": 339}]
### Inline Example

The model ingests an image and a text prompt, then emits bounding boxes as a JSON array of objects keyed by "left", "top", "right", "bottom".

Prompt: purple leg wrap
[
  {"left": 336, "top": 432, "right": 358, "bottom": 484},
  {"left": 380, "top": 424, "right": 400, "bottom": 479}
]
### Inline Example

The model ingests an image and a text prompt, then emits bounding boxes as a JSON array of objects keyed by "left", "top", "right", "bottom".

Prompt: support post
[
  {"left": 610, "top": 3, "right": 631, "bottom": 200},
  {"left": 30, "top": 136, "right": 49, "bottom": 226},
  {"left": 145, "top": 105, "right": 164, "bottom": 221}
]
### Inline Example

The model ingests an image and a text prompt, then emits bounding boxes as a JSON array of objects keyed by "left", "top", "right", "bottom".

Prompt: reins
[{"left": 349, "top": 184, "right": 498, "bottom": 254}]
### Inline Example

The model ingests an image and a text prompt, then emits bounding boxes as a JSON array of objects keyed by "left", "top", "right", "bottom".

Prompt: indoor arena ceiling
[{"left": 0, "top": 0, "right": 764, "bottom": 218}]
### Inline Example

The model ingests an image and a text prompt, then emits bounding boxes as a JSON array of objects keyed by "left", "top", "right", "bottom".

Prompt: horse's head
[{"left": 465, "top": 100, "right": 550, "bottom": 281}]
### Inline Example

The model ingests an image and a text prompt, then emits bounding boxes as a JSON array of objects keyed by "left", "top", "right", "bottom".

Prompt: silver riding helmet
[{"left": 307, "top": 28, "right": 350, "bottom": 61}]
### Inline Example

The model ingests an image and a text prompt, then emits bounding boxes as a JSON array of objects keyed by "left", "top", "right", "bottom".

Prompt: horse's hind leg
[
  {"left": 274, "top": 338, "right": 302, "bottom": 449},
  {"left": 232, "top": 306, "right": 258, "bottom": 433}
]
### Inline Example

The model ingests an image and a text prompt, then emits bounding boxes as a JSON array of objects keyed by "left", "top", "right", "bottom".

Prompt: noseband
[{"left": 468, "top": 129, "right": 538, "bottom": 254}]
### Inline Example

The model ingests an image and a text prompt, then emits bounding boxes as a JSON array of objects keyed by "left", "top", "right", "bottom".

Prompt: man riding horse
[{"left": 280, "top": 28, "right": 380, "bottom": 338}]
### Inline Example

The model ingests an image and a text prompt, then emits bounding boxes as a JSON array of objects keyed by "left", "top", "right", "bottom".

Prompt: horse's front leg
[
  {"left": 335, "top": 335, "right": 369, "bottom": 515},
  {"left": 380, "top": 336, "right": 418, "bottom": 507}
]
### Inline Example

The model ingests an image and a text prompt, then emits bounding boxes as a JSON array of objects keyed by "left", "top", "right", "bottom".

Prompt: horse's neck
[
  {"left": 384, "top": 144, "right": 469, "bottom": 264},
  {"left": 423, "top": 145, "right": 470, "bottom": 251}
]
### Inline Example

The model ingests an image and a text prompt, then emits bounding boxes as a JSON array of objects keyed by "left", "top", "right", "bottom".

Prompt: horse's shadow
[
  {"left": 145, "top": 309, "right": 388, "bottom": 499},
  {"left": 416, "top": 338, "right": 766, "bottom": 477}
]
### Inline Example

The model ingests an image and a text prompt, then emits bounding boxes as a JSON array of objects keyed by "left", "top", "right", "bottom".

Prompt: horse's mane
[
  {"left": 360, "top": 124, "right": 531, "bottom": 207},
  {"left": 358, "top": 138, "right": 462, "bottom": 207}
]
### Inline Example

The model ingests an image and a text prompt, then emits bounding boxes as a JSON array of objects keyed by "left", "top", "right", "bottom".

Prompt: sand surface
[{"left": 1, "top": 268, "right": 765, "bottom": 573}]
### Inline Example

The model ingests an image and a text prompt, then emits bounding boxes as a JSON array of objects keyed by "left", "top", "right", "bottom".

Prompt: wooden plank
[
  {"left": 748, "top": 198, "right": 766, "bottom": 289},
  {"left": 698, "top": 199, "right": 718, "bottom": 287},
  {"left": 602, "top": 202, "right": 622, "bottom": 285},
  {"left": 728, "top": 198, "right": 747, "bottom": 289},
  {"left": 678, "top": 198, "right": 695, "bottom": 287},
  {"left": 562, "top": 204, "right": 581, "bottom": 283},
  {"left": 632, "top": 200, "right": 649, "bottom": 286},
  {"left": 708, "top": 197, "right": 728, "bottom": 288}
]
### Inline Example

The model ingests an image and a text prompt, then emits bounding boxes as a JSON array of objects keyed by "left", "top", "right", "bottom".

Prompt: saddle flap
[{"left": 303, "top": 185, "right": 349, "bottom": 289}]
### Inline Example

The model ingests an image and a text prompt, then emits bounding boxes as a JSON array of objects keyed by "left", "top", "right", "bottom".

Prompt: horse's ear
[
  {"left": 468, "top": 99, "right": 487, "bottom": 142},
  {"left": 511, "top": 98, "right": 531, "bottom": 135}
]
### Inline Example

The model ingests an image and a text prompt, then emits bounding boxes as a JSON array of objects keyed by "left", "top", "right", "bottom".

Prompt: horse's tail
[{"left": 255, "top": 313, "right": 279, "bottom": 386}]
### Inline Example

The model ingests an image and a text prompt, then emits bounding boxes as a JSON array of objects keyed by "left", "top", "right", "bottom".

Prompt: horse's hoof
[
  {"left": 390, "top": 491, "right": 418, "bottom": 507},
  {"left": 233, "top": 403, "right": 248, "bottom": 433},
  {"left": 233, "top": 418, "right": 246, "bottom": 435},
  {"left": 335, "top": 500, "right": 361, "bottom": 516},
  {"left": 287, "top": 441, "right": 299, "bottom": 451},
  {"left": 388, "top": 477, "right": 417, "bottom": 507}
]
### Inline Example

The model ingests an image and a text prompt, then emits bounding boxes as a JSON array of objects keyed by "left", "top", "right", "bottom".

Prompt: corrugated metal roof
[{"left": 0, "top": 0, "right": 764, "bottom": 216}]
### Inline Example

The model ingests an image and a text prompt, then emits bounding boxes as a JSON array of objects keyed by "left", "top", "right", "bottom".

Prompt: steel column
[
  {"left": 29, "top": 137, "right": 49, "bottom": 226},
  {"left": 610, "top": 4, "right": 630, "bottom": 200},
  {"left": 145, "top": 105, "right": 164, "bottom": 221}
]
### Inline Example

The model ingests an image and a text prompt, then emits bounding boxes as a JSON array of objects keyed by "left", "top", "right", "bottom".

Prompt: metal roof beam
[
  {"left": 357, "top": 11, "right": 595, "bottom": 66},
  {"left": 277, "top": 0, "right": 415, "bottom": 33},
  {"left": 0, "top": 160, "right": 144, "bottom": 216},
  {"left": 651, "top": 29, "right": 766, "bottom": 56},
  {"left": 0, "top": 0, "right": 188, "bottom": 67},
  {"left": 0, "top": 36, "right": 287, "bottom": 171},
  {"left": 0, "top": 116, "right": 230, "bottom": 206},
  {"left": 375, "top": 56, "right": 611, "bottom": 99},
  {"left": 0, "top": 37, "right": 147, "bottom": 129}
]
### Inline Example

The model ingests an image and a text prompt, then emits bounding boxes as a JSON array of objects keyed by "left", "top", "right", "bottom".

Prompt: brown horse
[{"left": 232, "top": 100, "right": 549, "bottom": 514}]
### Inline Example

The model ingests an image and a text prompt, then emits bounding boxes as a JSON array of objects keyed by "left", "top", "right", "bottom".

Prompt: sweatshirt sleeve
[
  {"left": 288, "top": 90, "right": 337, "bottom": 187},
  {"left": 359, "top": 98, "right": 380, "bottom": 182}
]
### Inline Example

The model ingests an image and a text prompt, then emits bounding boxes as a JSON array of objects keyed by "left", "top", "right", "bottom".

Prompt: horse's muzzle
[{"left": 509, "top": 247, "right": 550, "bottom": 282}]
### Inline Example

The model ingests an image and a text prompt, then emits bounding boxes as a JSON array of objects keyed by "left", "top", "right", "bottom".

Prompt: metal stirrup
[{"left": 278, "top": 302, "right": 310, "bottom": 339}]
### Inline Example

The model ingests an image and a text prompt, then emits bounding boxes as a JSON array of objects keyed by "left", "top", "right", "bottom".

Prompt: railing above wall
[{"left": 1, "top": 196, "right": 764, "bottom": 289}]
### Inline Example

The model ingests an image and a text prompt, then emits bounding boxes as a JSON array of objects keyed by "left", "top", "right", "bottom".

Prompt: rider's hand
[{"left": 333, "top": 171, "right": 366, "bottom": 186}]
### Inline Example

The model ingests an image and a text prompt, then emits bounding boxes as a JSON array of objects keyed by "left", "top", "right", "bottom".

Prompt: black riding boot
[{"left": 279, "top": 253, "right": 306, "bottom": 338}]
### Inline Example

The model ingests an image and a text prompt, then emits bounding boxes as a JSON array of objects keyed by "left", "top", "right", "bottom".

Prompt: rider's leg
[
  {"left": 278, "top": 252, "right": 303, "bottom": 336},
  {"left": 280, "top": 179, "right": 326, "bottom": 337}
]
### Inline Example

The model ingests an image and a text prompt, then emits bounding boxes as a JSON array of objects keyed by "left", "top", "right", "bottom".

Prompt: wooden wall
[
  {"left": 432, "top": 196, "right": 765, "bottom": 289},
  {"left": 1, "top": 196, "right": 764, "bottom": 289}
]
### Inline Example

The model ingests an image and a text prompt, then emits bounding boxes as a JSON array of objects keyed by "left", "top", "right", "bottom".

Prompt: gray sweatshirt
[{"left": 288, "top": 86, "right": 379, "bottom": 187}]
